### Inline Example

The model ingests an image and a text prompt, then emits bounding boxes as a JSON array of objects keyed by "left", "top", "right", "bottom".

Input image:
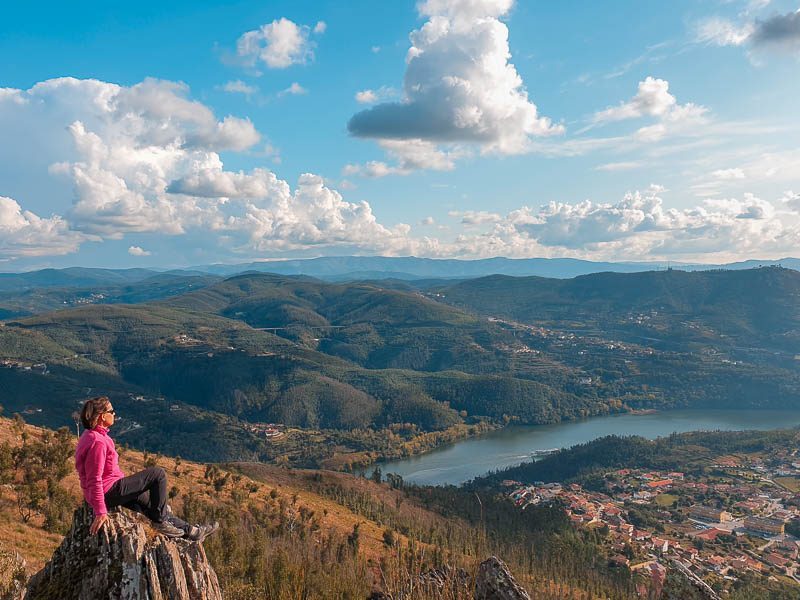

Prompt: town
[{"left": 505, "top": 450, "right": 800, "bottom": 597}]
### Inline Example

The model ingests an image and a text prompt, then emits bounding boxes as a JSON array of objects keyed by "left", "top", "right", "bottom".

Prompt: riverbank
[
  {"left": 377, "top": 409, "right": 800, "bottom": 486},
  {"left": 237, "top": 419, "right": 499, "bottom": 471}
]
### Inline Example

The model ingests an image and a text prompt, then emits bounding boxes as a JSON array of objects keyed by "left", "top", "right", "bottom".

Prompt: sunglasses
[{"left": 104, "top": 409, "right": 116, "bottom": 415}]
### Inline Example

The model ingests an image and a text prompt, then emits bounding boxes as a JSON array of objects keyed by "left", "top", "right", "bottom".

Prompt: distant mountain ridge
[
  {"left": 3, "top": 256, "right": 800, "bottom": 287},
  {"left": 195, "top": 256, "right": 800, "bottom": 280}
]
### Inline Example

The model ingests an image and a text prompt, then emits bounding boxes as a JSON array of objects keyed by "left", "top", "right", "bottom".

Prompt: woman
[{"left": 75, "top": 396, "right": 218, "bottom": 541}]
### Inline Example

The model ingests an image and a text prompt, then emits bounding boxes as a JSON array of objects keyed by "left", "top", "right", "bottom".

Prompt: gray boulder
[
  {"left": 26, "top": 505, "right": 222, "bottom": 600},
  {"left": 474, "top": 556, "right": 531, "bottom": 600}
]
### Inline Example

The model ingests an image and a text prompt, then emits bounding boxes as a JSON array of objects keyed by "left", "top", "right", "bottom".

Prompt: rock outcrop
[
  {"left": 474, "top": 556, "right": 531, "bottom": 600},
  {"left": 368, "top": 556, "right": 530, "bottom": 600},
  {"left": 26, "top": 505, "right": 222, "bottom": 600},
  {"left": 0, "top": 545, "right": 27, "bottom": 600}
]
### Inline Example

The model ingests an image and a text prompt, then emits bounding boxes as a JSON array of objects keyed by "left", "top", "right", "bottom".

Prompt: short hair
[{"left": 80, "top": 396, "right": 111, "bottom": 430}]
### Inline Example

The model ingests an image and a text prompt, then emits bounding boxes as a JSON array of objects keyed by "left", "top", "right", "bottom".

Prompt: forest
[{"left": 1, "top": 267, "right": 800, "bottom": 468}]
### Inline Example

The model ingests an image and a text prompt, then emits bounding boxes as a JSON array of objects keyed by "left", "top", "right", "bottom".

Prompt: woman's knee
[{"left": 143, "top": 466, "right": 167, "bottom": 481}]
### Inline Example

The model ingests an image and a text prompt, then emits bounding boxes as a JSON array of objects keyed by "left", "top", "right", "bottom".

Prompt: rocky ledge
[{"left": 26, "top": 505, "right": 222, "bottom": 600}]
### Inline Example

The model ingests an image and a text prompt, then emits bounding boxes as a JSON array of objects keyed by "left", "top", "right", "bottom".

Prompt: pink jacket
[{"left": 75, "top": 426, "right": 125, "bottom": 515}]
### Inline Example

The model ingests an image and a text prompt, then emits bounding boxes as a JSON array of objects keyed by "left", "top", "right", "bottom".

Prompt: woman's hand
[{"left": 90, "top": 514, "right": 109, "bottom": 535}]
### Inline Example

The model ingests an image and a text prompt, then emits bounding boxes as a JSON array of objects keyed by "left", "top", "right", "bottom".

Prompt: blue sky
[{"left": 1, "top": 0, "right": 799, "bottom": 270}]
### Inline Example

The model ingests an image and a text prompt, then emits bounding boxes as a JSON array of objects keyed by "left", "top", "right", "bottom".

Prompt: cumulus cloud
[
  {"left": 3, "top": 75, "right": 797, "bottom": 264},
  {"left": 0, "top": 196, "right": 86, "bottom": 258},
  {"left": 235, "top": 18, "right": 322, "bottom": 69},
  {"left": 10, "top": 78, "right": 258, "bottom": 237},
  {"left": 696, "top": 9, "right": 800, "bottom": 56},
  {"left": 355, "top": 90, "right": 378, "bottom": 104},
  {"left": 591, "top": 77, "right": 708, "bottom": 140},
  {"left": 593, "top": 77, "right": 678, "bottom": 122},
  {"left": 347, "top": 0, "right": 561, "bottom": 169},
  {"left": 200, "top": 172, "right": 428, "bottom": 254},
  {"left": 446, "top": 186, "right": 800, "bottom": 262},
  {"left": 0, "top": 76, "right": 434, "bottom": 260},
  {"left": 128, "top": 245, "right": 151, "bottom": 256},
  {"left": 354, "top": 86, "right": 398, "bottom": 105},
  {"left": 167, "top": 164, "right": 287, "bottom": 198}
]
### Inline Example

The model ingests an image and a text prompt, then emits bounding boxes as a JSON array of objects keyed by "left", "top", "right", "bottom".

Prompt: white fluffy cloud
[
  {"left": 3, "top": 75, "right": 797, "bottom": 264},
  {"left": 347, "top": 0, "right": 561, "bottom": 172},
  {"left": 0, "top": 196, "right": 85, "bottom": 258},
  {"left": 591, "top": 77, "right": 707, "bottom": 140},
  {"left": 594, "top": 77, "right": 677, "bottom": 122},
  {"left": 0, "top": 77, "right": 432, "bottom": 260},
  {"left": 236, "top": 18, "right": 322, "bottom": 69},
  {"left": 445, "top": 186, "right": 800, "bottom": 261},
  {"left": 128, "top": 245, "right": 151, "bottom": 256},
  {"left": 355, "top": 90, "right": 378, "bottom": 104},
  {"left": 226, "top": 173, "right": 422, "bottom": 252},
  {"left": 355, "top": 86, "right": 398, "bottom": 105}
]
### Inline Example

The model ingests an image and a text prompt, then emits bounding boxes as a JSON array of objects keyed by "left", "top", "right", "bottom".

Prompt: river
[{"left": 378, "top": 409, "right": 800, "bottom": 486}]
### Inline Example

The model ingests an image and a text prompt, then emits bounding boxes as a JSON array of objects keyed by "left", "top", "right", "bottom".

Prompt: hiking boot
[
  {"left": 186, "top": 521, "right": 219, "bottom": 543},
  {"left": 152, "top": 520, "right": 185, "bottom": 538}
]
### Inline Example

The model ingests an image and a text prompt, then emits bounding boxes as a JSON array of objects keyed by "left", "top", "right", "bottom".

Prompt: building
[
  {"left": 647, "top": 479, "right": 673, "bottom": 490},
  {"left": 744, "top": 516, "right": 785, "bottom": 536},
  {"left": 694, "top": 528, "right": 726, "bottom": 542},
  {"left": 689, "top": 505, "right": 733, "bottom": 523}
]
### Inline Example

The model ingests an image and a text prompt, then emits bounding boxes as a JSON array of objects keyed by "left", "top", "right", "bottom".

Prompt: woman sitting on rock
[{"left": 75, "top": 396, "right": 218, "bottom": 541}]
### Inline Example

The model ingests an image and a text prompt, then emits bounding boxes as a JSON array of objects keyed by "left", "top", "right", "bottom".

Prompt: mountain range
[
  {"left": 3, "top": 256, "right": 800, "bottom": 290},
  {"left": 1, "top": 266, "right": 799, "bottom": 469}
]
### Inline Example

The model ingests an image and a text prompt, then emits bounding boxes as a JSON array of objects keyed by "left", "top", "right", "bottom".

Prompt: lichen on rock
[
  {"left": 0, "top": 544, "right": 27, "bottom": 600},
  {"left": 26, "top": 505, "right": 222, "bottom": 600}
]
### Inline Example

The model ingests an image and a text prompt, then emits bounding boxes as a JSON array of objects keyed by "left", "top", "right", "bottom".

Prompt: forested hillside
[
  {"left": 1, "top": 268, "right": 799, "bottom": 468},
  {"left": 434, "top": 267, "right": 800, "bottom": 355}
]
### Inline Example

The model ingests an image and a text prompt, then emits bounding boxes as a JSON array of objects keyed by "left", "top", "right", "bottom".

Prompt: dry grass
[{"left": 0, "top": 417, "right": 447, "bottom": 571}]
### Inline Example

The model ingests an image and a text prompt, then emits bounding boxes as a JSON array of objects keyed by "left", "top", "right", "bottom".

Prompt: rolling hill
[{"left": 1, "top": 268, "right": 800, "bottom": 470}]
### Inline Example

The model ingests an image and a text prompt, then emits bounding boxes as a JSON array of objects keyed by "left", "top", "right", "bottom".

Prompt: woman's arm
[{"left": 84, "top": 439, "right": 108, "bottom": 516}]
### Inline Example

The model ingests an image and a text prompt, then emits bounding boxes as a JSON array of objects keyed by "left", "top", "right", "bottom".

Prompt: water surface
[{"left": 379, "top": 409, "right": 800, "bottom": 486}]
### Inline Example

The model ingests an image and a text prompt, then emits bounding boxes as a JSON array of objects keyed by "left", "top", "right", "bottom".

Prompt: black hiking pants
[{"left": 104, "top": 466, "right": 189, "bottom": 532}]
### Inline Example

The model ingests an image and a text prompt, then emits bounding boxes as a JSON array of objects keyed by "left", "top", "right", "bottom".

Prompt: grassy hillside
[{"left": 0, "top": 417, "right": 634, "bottom": 599}]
